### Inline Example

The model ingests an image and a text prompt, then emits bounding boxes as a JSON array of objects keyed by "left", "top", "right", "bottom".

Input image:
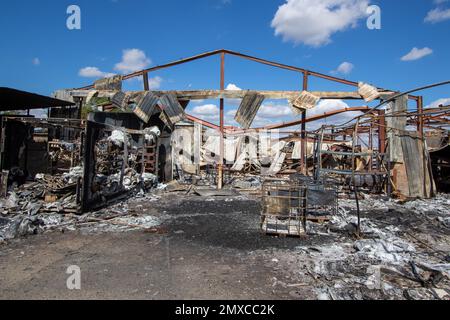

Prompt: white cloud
[
  {"left": 78, "top": 67, "right": 115, "bottom": 78},
  {"left": 401, "top": 47, "right": 433, "bottom": 61},
  {"left": 227, "top": 109, "right": 237, "bottom": 117},
  {"left": 114, "top": 49, "right": 151, "bottom": 74},
  {"left": 191, "top": 103, "right": 233, "bottom": 124},
  {"left": 214, "top": 0, "right": 232, "bottom": 10},
  {"left": 225, "top": 83, "right": 243, "bottom": 106},
  {"left": 221, "top": 104, "right": 294, "bottom": 127},
  {"left": 192, "top": 104, "right": 220, "bottom": 116},
  {"left": 190, "top": 100, "right": 364, "bottom": 129},
  {"left": 226, "top": 83, "right": 242, "bottom": 90},
  {"left": 32, "top": 57, "right": 40, "bottom": 66},
  {"left": 332, "top": 61, "right": 354, "bottom": 75},
  {"left": 306, "top": 99, "right": 363, "bottom": 129},
  {"left": 258, "top": 103, "right": 293, "bottom": 118},
  {"left": 426, "top": 98, "right": 450, "bottom": 109},
  {"left": 425, "top": 7, "right": 450, "bottom": 23},
  {"left": 271, "top": 0, "right": 370, "bottom": 47},
  {"left": 147, "top": 76, "right": 163, "bottom": 90}
]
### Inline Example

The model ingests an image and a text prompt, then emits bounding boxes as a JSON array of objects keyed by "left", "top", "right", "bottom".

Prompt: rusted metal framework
[
  {"left": 75, "top": 49, "right": 427, "bottom": 189},
  {"left": 314, "top": 102, "right": 450, "bottom": 199}
]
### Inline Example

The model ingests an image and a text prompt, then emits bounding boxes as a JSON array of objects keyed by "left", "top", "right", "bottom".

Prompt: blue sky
[{"left": 0, "top": 0, "right": 449, "bottom": 127}]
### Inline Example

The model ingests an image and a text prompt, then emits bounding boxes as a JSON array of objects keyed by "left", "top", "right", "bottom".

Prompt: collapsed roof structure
[
  {"left": 54, "top": 49, "right": 449, "bottom": 199},
  {"left": 1, "top": 49, "right": 449, "bottom": 221}
]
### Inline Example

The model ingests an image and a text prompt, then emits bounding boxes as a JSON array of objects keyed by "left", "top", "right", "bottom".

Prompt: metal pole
[
  {"left": 417, "top": 96, "right": 424, "bottom": 139},
  {"left": 218, "top": 52, "right": 225, "bottom": 189},
  {"left": 351, "top": 120, "right": 361, "bottom": 237},
  {"left": 378, "top": 110, "right": 386, "bottom": 154},
  {"left": 369, "top": 121, "right": 373, "bottom": 172},
  {"left": 143, "top": 72, "right": 149, "bottom": 91},
  {"left": 301, "top": 71, "right": 308, "bottom": 175}
]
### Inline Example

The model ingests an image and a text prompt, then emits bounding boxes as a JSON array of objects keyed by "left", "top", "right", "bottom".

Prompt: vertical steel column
[
  {"left": 351, "top": 120, "right": 361, "bottom": 237},
  {"left": 369, "top": 119, "right": 373, "bottom": 172},
  {"left": 417, "top": 96, "right": 424, "bottom": 140},
  {"left": 218, "top": 52, "right": 225, "bottom": 189},
  {"left": 143, "top": 72, "right": 149, "bottom": 91},
  {"left": 301, "top": 71, "right": 308, "bottom": 175},
  {"left": 378, "top": 110, "right": 386, "bottom": 154}
]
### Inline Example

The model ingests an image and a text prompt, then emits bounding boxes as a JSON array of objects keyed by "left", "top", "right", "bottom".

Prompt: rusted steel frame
[
  {"left": 417, "top": 96, "right": 424, "bottom": 139},
  {"left": 423, "top": 114, "right": 450, "bottom": 121},
  {"left": 186, "top": 114, "right": 220, "bottom": 130},
  {"left": 223, "top": 49, "right": 418, "bottom": 100},
  {"left": 78, "top": 49, "right": 224, "bottom": 89},
  {"left": 423, "top": 124, "right": 449, "bottom": 130},
  {"left": 77, "top": 49, "right": 418, "bottom": 100},
  {"left": 314, "top": 128, "right": 325, "bottom": 180},
  {"left": 301, "top": 72, "right": 308, "bottom": 175},
  {"left": 351, "top": 119, "right": 361, "bottom": 236},
  {"left": 256, "top": 107, "right": 370, "bottom": 131},
  {"left": 422, "top": 119, "right": 447, "bottom": 126},
  {"left": 218, "top": 52, "right": 225, "bottom": 190},
  {"left": 369, "top": 123, "right": 373, "bottom": 172},
  {"left": 225, "top": 50, "right": 356, "bottom": 88},
  {"left": 126, "top": 50, "right": 223, "bottom": 79},
  {"left": 378, "top": 110, "right": 386, "bottom": 154}
]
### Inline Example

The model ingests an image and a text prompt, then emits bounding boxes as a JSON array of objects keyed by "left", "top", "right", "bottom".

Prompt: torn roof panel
[
  {"left": 133, "top": 92, "right": 160, "bottom": 123},
  {"left": 290, "top": 91, "right": 320, "bottom": 115},
  {"left": 111, "top": 91, "right": 129, "bottom": 110},
  {"left": 158, "top": 94, "right": 186, "bottom": 125},
  {"left": 234, "top": 92, "right": 265, "bottom": 129},
  {"left": 358, "top": 82, "right": 380, "bottom": 102}
]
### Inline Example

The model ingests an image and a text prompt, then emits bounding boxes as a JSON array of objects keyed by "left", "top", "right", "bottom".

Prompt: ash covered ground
[{"left": 0, "top": 190, "right": 449, "bottom": 300}]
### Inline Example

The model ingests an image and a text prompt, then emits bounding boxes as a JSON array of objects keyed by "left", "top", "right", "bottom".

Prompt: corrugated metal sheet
[
  {"left": 111, "top": 91, "right": 129, "bottom": 110},
  {"left": 94, "top": 75, "right": 123, "bottom": 91},
  {"left": 234, "top": 91, "right": 265, "bottom": 129},
  {"left": 158, "top": 94, "right": 186, "bottom": 127},
  {"left": 290, "top": 91, "right": 320, "bottom": 115},
  {"left": 401, "top": 135, "right": 434, "bottom": 198},
  {"left": 133, "top": 92, "right": 160, "bottom": 123},
  {"left": 358, "top": 82, "right": 379, "bottom": 102}
]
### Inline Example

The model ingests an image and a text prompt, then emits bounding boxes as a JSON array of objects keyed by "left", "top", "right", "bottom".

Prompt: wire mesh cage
[
  {"left": 261, "top": 176, "right": 338, "bottom": 237},
  {"left": 261, "top": 178, "right": 307, "bottom": 237}
]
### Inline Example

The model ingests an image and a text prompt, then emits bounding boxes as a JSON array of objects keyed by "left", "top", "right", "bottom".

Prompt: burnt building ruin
[{"left": 0, "top": 50, "right": 449, "bottom": 235}]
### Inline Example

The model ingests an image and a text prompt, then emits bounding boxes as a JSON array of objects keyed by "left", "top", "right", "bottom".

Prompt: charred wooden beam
[{"left": 66, "top": 89, "right": 374, "bottom": 101}]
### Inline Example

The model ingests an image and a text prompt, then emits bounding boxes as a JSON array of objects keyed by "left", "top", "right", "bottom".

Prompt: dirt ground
[
  {"left": 0, "top": 194, "right": 314, "bottom": 300},
  {"left": 0, "top": 192, "right": 449, "bottom": 300}
]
